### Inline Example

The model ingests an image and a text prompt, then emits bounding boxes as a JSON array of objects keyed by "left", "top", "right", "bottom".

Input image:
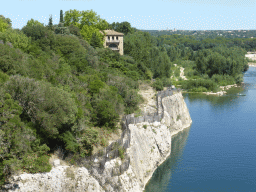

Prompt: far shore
[{"left": 181, "top": 83, "right": 240, "bottom": 96}]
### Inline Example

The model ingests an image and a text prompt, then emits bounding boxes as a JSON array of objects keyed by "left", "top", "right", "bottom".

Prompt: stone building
[{"left": 100, "top": 29, "right": 124, "bottom": 55}]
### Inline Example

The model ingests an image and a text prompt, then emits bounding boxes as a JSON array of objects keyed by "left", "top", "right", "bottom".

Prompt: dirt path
[
  {"left": 180, "top": 67, "right": 187, "bottom": 80},
  {"left": 138, "top": 83, "right": 158, "bottom": 116},
  {"left": 170, "top": 64, "right": 188, "bottom": 81}
]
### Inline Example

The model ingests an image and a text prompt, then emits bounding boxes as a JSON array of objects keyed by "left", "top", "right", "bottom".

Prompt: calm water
[{"left": 145, "top": 66, "right": 256, "bottom": 192}]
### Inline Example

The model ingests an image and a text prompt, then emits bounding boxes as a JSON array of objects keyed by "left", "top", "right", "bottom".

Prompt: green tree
[
  {"left": 60, "top": 10, "right": 64, "bottom": 23},
  {"left": 47, "top": 14, "right": 53, "bottom": 30},
  {"left": 80, "top": 24, "right": 104, "bottom": 45},
  {"left": 93, "top": 100, "right": 119, "bottom": 128},
  {"left": 26, "top": 19, "right": 44, "bottom": 27},
  {"left": 0, "top": 15, "right": 12, "bottom": 29},
  {"left": 0, "top": 18, "right": 8, "bottom": 33},
  {"left": 0, "top": 89, "right": 52, "bottom": 187},
  {"left": 90, "top": 32, "right": 103, "bottom": 49},
  {"left": 0, "top": 28, "right": 32, "bottom": 52},
  {"left": 4, "top": 75, "right": 78, "bottom": 141},
  {"left": 63, "top": 9, "right": 82, "bottom": 27},
  {"left": 114, "top": 21, "right": 134, "bottom": 35}
]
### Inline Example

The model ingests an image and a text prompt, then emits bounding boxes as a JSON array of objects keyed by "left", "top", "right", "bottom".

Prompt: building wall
[
  {"left": 119, "top": 36, "right": 123, "bottom": 55},
  {"left": 103, "top": 35, "right": 124, "bottom": 55}
]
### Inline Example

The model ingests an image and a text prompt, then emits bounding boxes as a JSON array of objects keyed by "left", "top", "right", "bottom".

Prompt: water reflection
[{"left": 144, "top": 126, "right": 191, "bottom": 192}]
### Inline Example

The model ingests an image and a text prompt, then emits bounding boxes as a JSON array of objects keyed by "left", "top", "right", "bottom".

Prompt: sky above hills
[{"left": 1, "top": 0, "right": 256, "bottom": 30}]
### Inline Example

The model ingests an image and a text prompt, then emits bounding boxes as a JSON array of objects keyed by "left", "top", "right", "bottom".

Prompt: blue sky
[{"left": 1, "top": 0, "right": 256, "bottom": 30}]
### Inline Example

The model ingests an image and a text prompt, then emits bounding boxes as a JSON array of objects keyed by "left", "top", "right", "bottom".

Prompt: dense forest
[{"left": 0, "top": 9, "right": 249, "bottom": 188}]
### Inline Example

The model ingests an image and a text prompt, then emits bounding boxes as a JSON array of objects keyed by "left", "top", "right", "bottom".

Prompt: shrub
[
  {"left": 93, "top": 99, "right": 119, "bottom": 128},
  {"left": 79, "top": 128, "right": 99, "bottom": 157},
  {"left": 118, "top": 147, "right": 125, "bottom": 160},
  {"left": 180, "top": 78, "right": 219, "bottom": 92},
  {"left": 0, "top": 43, "right": 24, "bottom": 75},
  {"left": 234, "top": 74, "right": 243, "bottom": 84},
  {"left": 152, "top": 78, "right": 164, "bottom": 91},
  {"left": 0, "top": 70, "right": 9, "bottom": 84},
  {"left": 0, "top": 28, "right": 32, "bottom": 52},
  {"left": 143, "top": 125, "right": 147, "bottom": 129},
  {"left": 4, "top": 75, "right": 78, "bottom": 140},
  {"left": 0, "top": 88, "right": 52, "bottom": 187}
]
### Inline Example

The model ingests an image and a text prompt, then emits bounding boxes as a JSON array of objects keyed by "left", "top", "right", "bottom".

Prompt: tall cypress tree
[
  {"left": 48, "top": 14, "right": 53, "bottom": 30},
  {"left": 60, "top": 10, "right": 63, "bottom": 23}
]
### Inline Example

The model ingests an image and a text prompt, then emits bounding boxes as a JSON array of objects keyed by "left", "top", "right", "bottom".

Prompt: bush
[
  {"left": 162, "top": 77, "right": 172, "bottom": 87},
  {"left": 93, "top": 100, "right": 119, "bottom": 128},
  {"left": 152, "top": 78, "right": 164, "bottom": 91},
  {"left": 0, "top": 43, "right": 24, "bottom": 75},
  {"left": 88, "top": 79, "right": 105, "bottom": 95},
  {"left": 0, "top": 88, "right": 52, "bottom": 187},
  {"left": 4, "top": 75, "right": 78, "bottom": 140},
  {"left": 234, "top": 74, "right": 243, "bottom": 84},
  {"left": 79, "top": 128, "right": 99, "bottom": 157},
  {"left": 180, "top": 78, "right": 219, "bottom": 92},
  {"left": 0, "top": 70, "right": 9, "bottom": 84},
  {"left": 211, "top": 74, "right": 236, "bottom": 86},
  {"left": 0, "top": 28, "right": 32, "bottom": 52},
  {"left": 118, "top": 147, "right": 125, "bottom": 160}
]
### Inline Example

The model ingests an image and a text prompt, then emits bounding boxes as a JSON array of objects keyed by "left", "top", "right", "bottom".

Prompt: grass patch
[{"left": 118, "top": 147, "right": 125, "bottom": 160}]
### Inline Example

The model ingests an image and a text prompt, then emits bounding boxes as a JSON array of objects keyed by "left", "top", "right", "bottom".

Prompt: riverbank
[{"left": 181, "top": 83, "right": 239, "bottom": 96}]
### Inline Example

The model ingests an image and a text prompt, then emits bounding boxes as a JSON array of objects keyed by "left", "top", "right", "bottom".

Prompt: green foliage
[
  {"left": 180, "top": 78, "right": 219, "bottom": 92},
  {"left": 0, "top": 43, "right": 24, "bottom": 75},
  {"left": 0, "top": 88, "right": 51, "bottom": 187},
  {"left": 92, "top": 100, "right": 119, "bottom": 128},
  {"left": 118, "top": 147, "right": 125, "bottom": 160},
  {"left": 0, "top": 70, "right": 9, "bottom": 84},
  {"left": 68, "top": 24, "right": 83, "bottom": 39},
  {"left": 47, "top": 14, "right": 53, "bottom": 30},
  {"left": 211, "top": 74, "right": 236, "bottom": 86},
  {"left": 234, "top": 74, "right": 243, "bottom": 84},
  {"left": 4, "top": 75, "right": 78, "bottom": 140},
  {"left": 89, "top": 79, "right": 105, "bottom": 95},
  {"left": 0, "top": 28, "right": 32, "bottom": 52},
  {"left": 26, "top": 19, "right": 44, "bottom": 27},
  {"left": 58, "top": 131, "right": 80, "bottom": 153},
  {"left": 0, "top": 15, "right": 12, "bottom": 30},
  {"left": 110, "top": 21, "right": 134, "bottom": 35},
  {"left": 176, "top": 115, "right": 181, "bottom": 121},
  {"left": 60, "top": 10, "right": 64, "bottom": 23},
  {"left": 143, "top": 125, "right": 147, "bottom": 129},
  {"left": 53, "top": 34, "right": 83, "bottom": 60},
  {"left": 162, "top": 77, "right": 172, "bottom": 87},
  {"left": 90, "top": 32, "right": 104, "bottom": 49},
  {"left": 79, "top": 128, "right": 99, "bottom": 157},
  {"left": 152, "top": 79, "right": 164, "bottom": 91},
  {"left": 0, "top": 18, "right": 8, "bottom": 33}
]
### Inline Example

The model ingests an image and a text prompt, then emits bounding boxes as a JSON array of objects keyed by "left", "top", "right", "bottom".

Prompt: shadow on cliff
[{"left": 144, "top": 126, "right": 191, "bottom": 192}]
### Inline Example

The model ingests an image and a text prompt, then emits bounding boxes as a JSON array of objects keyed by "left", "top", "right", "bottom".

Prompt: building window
[
  {"left": 108, "top": 36, "right": 110, "bottom": 40},
  {"left": 112, "top": 36, "right": 114, "bottom": 40},
  {"left": 109, "top": 44, "right": 117, "bottom": 48},
  {"left": 116, "top": 36, "right": 118, "bottom": 40}
]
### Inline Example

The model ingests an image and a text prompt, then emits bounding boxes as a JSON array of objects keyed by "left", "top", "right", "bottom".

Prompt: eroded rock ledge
[{"left": 2, "top": 88, "right": 192, "bottom": 192}]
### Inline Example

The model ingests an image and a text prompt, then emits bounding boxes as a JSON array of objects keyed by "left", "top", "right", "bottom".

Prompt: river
[{"left": 145, "top": 66, "right": 256, "bottom": 192}]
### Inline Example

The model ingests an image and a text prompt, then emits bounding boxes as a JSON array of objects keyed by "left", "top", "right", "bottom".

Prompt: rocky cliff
[{"left": 2, "top": 88, "right": 192, "bottom": 192}]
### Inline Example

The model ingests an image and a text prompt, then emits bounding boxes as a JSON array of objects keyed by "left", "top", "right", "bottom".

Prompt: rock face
[{"left": 2, "top": 89, "right": 192, "bottom": 192}]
